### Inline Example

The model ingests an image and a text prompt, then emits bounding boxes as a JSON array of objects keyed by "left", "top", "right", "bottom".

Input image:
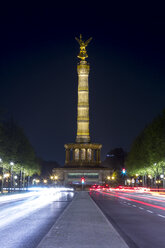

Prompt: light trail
[
  {"left": 0, "top": 187, "right": 74, "bottom": 203},
  {"left": 108, "top": 191, "right": 165, "bottom": 203},
  {"left": 99, "top": 191, "right": 165, "bottom": 211},
  {"left": 0, "top": 191, "right": 39, "bottom": 203},
  {"left": 0, "top": 188, "right": 74, "bottom": 228}
]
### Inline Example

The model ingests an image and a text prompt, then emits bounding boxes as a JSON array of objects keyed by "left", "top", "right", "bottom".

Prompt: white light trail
[{"left": 0, "top": 187, "right": 74, "bottom": 228}]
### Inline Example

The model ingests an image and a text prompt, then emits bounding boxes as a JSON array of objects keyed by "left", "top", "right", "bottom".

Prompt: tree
[
  {"left": 126, "top": 109, "right": 165, "bottom": 178},
  {"left": 0, "top": 118, "right": 40, "bottom": 175}
]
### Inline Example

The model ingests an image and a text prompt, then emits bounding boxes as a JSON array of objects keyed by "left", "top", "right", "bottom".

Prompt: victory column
[{"left": 64, "top": 35, "right": 102, "bottom": 166}]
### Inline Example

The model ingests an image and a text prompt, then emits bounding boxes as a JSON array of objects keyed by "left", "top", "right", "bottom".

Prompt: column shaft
[
  {"left": 76, "top": 61, "right": 90, "bottom": 143},
  {"left": 73, "top": 149, "right": 75, "bottom": 162},
  {"left": 91, "top": 149, "right": 94, "bottom": 163}
]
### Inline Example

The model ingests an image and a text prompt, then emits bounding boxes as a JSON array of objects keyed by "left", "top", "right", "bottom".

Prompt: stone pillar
[
  {"left": 85, "top": 148, "right": 88, "bottom": 162},
  {"left": 80, "top": 149, "right": 82, "bottom": 161},
  {"left": 91, "top": 149, "right": 94, "bottom": 164},
  {"left": 96, "top": 149, "right": 99, "bottom": 163},
  {"left": 65, "top": 149, "right": 70, "bottom": 164},
  {"left": 69, "top": 149, "right": 71, "bottom": 163},
  {"left": 73, "top": 149, "right": 75, "bottom": 163},
  {"left": 77, "top": 149, "right": 80, "bottom": 161}
]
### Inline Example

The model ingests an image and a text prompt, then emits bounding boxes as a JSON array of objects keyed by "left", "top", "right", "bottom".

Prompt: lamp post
[
  {"left": 156, "top": 180, "right": 161, "bottom": 191},
  {"left": 54, "top": 175, "right": 58, "bottom": 186},
  {"left": 50, "top": 175, "right": 58, "bottom": 186},
  {"left": 9, "top": 162, "right": 14, "bottom": 193},
  {"left": 22, "top": 168, "right": 26, "bottom": 190},
  {"left": 27, "top": 175, "right": 30, "bottom": 191},
  {"left": 154, "top": 163, "right": 157, "bottom": 187},
  {"left": 0, "top": 158, "right": 4, "bottom": 194},
  {"left": 19, "top": 167, "right": 23, "bottom": 191},
  {"left": 4, "top": 172, "right": 10, "bottom": 192},
  {"left": 13, "top": 175, "right": 17, "bottom": 192}
]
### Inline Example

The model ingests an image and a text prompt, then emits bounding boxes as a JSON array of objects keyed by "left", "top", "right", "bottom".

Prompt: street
[
  {"left": 90, "top": 189, "right": 165, "bottom": 248},
  {"left": 1, "top": 188, "right": 165, "bottom": 248},
  {"left": 0, "top": 190, "right": 74, "bottom": 248}
]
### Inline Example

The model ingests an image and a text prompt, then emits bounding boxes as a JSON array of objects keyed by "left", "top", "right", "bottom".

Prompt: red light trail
[
  {"left": 99, "top": 191, "right": 165, "bottom": 211},
  {"left": 113, "top": 192, "right": 165, "bottom": 203}
]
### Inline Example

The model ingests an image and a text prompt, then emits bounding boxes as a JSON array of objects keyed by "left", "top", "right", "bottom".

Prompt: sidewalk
[{"left": 37, "top": 191, "right": 129, "bottom": 248}]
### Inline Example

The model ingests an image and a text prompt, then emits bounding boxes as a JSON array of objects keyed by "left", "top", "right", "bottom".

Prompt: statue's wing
[
  {"left": 85, "top": 37, "right": 92, "bottom": 46},
  {"left": 75, "top": 37, "right": 81, "bottom": 45}
]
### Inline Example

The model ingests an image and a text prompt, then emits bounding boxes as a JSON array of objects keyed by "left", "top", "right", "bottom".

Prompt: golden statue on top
[{"left": 75, "top": 34, "right": 92, "bottom": 60}]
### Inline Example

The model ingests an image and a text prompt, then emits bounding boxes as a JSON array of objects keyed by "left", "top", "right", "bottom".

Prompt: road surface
[
  {"left": 0, "top": 190, "right": 74, "bottom": 248},
  {"left": 90, "top": 189, "right": 165, "bottom": 248}
]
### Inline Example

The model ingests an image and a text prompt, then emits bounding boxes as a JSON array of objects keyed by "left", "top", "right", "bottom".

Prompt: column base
[{"left": 76, "top": 136, "right": 90, "bottom": 143}]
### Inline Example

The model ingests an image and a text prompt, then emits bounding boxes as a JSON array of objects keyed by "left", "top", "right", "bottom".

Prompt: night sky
[{"left": 0, "top": 4, "right": 165, "bottom": 165}]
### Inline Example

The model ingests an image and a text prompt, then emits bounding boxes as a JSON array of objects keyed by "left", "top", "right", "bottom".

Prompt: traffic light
[
  {"left": 122, "top": 168, "right": 126, "bottom": 174},
  {"left": 81, "top": 177, "right": 85, "bottom": 184}
]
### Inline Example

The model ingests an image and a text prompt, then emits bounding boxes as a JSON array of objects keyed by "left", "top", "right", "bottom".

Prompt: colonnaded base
[
  {"left": 52, "top": 167, "right": 111, "bottom": 188},
  {"left": 64, "top": 143, "right": 102, "bottom": 166},
  {"left": 58, "top": 143, "right": 111, "bottom": 188}
]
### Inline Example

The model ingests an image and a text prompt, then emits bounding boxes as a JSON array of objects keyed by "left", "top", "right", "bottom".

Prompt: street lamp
[
  {"left": 127, "top": 179, "right": 131, "bottom": 185},
  {"left": 9, "top": 161, "right": 14, "bottom": 193},
  {"left": 4, "top": 173, "right": 10, "bottom": 178},
  {"left": 50, "top": 175, "right": 58, "bottom": 186},
  {"left": 156, "top": 180, "right": 161, "bottom": 191},
  {"left": 54, "top": 175, "right": 58, "bottom": 186}
]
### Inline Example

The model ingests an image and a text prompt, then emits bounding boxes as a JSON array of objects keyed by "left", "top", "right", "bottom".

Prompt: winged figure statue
[{"left": 75, "top": 34, "right": 92, "bottom": 60}]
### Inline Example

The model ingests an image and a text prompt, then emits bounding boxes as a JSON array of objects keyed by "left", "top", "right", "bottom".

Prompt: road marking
[
  {"left": 132, "top": 205, "right": 136, "bottom": 207},
  {"left": 139, "top": 207, "right": 144, "bottom": 210},
  {"left": 157, "top": 214, "right": 165, "bottom": 218},
  {"left": 127, "top": 203, "right": 131, "bottom": 205},
  {"left": 147, "top": 210, "right": 153, "bottom": 213}
]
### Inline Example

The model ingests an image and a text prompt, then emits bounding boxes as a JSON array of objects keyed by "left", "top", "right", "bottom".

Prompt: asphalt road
[
  {"left": 90, "top": 189, "right": 165, "bottom": 248},
  {"left": 0, "top": 190, "right": 74, "bottom": 248}
]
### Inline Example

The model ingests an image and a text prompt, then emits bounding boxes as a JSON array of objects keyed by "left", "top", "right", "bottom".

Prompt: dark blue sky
[{"left": 0, "top": 4, "right": 165, "bottom": 165}]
